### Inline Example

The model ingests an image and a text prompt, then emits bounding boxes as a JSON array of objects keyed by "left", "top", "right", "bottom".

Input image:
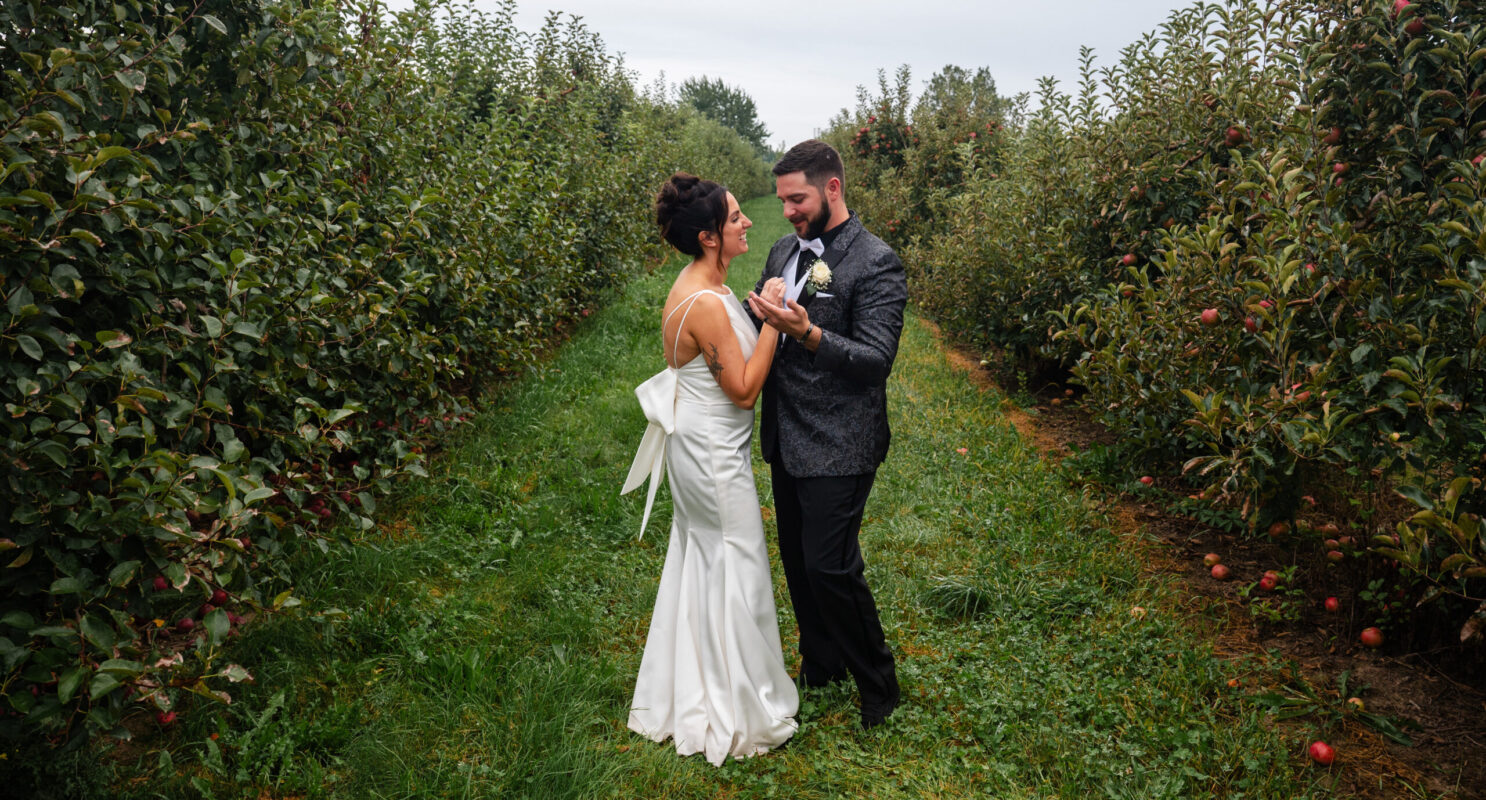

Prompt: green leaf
[
  {"left": 243, "top": 487, "right": 277, "bottom": 504},
  {"left": 1, "top": 611, "right": 35, "bottom": 630},
  {"left": 57, "top": 667, "right": 87, "bottom": 704},
  {"left": 89, "top": 672, "right": 123, "bottom": 699},
  {"left": 92, "top": 146, "right": 133, "bottom": 167},
  {"left": 203, "top": 608, "right": 229, "bottom": 645},
  {"left": 108, "top": 560, "right": 141, "bottom": 587},
  {"left": 50, "top": 576, "right": 86, "bottom": 595},
  {"left": 200, "top": 14, "right": 227, "bottom": 34},
  {"left": 80, "top": 614, "right": 116, "bottom": 651},
  {"left": 219, "top": 663, "right": 252, "bottom": 683},
  {"left": 97, "top": 659, "right": 144, "bottom": 677},
  {"left": 164, "top": 562, "right": 188, "bottom": 591},
  {"left": 15, "top": 335, "right": 42, "bottom": 360},
  {"left": 1395, "top": 484, "right": 1434, "bottom": 510}
]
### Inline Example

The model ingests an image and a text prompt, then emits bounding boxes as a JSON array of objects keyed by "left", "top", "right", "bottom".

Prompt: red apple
[
  {"left": 156, "top": 711, "right": 177, "bottom": 726},
  {"left": 1405, "top": 17, "right": 1425, "bottom": 35},
  {"left": 1324, "top": 596, "right": 1341, "bottom": 612},
  {"left": 1121, "top": 253, "right": 1137, "bottom": 266},
  {"left": 1263, "top": 570, "right": 1280, "bottom": 583},
  {"left": 1211, "top": 564, "right": 1232, "bottom": 580},
  {"left": 1139, "top": 476, "right": 1154, "bottom": 486},
  {"left": 1309, "top": 740, "right": 1335, "bottom": 765},
  {"left": 1359, "top": 627, "right": 1384, "bottom": 648},
  {"left": 176, "top": 617, "right": 195, "bottom": 632},
  {"left": 1268, "top": 520, "right": 1290, "bottom": 539},
  {"left": 1200, "top": 308, "right": 1220, "bottom": 326},
  {"left": 211, "top": 588, "right": 229, "bottom": 606},
  {"left": 1327, "top": 550, "right": 1345, "bottom": 562},
  {"left": 1203, "top": 553, "right": 1223, "bottom": 567},
  {"left": 1392, "top": 0, "right": 1410, "bottom": 16},
  {"left": 1244, "top": 316, "right": 1258, "bottom": 332},
  {"left": 1225, "top": 126, "right": 1246, "bottom": 146},
  {"left": 1259, "top": 575, "right": 1277, "bottom": 591},
  {"left": 1321, "top": 127, "right": 1341, "bottom": 146},
  {"left": 152, "top": 575, "right": 170, "bottom": 592},
  {"left": 1333, "top": 162, "right": 1349, "bottom": 175},
  {"left": 200, "top": 603, "right": 215, "bottom": 617}
]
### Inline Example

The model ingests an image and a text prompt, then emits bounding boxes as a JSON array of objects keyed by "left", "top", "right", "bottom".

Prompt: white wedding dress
[{"left": 622, "top": 288, "right": 799, "bottom": 766}]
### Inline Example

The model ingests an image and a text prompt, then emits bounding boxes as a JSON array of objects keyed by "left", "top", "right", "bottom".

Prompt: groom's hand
[{"left": 746, "top": 293, "right": 809, "bottom": 340}]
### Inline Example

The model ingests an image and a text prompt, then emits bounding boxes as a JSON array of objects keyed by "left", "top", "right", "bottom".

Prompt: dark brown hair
[
  {"left": 655, "top": 172, "right": 728, "bottom": 258},
  {"left": 772, "top": 139, "right": 845, "bottom": 190}
]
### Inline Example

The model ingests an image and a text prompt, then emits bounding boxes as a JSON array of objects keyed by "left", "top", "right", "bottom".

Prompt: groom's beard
[{"left": 799, "top": 201, "right": 830, "bottom": 241}]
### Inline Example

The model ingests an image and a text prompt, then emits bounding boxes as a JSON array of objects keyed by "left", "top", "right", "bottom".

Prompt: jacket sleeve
[{"left": 813, "top": 250, "right": 907, "bottom": 385}]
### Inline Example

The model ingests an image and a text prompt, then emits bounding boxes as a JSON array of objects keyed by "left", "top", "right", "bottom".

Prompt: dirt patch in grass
[{"left": 928, "top": 321, "right": 1486, "bottom": 800}]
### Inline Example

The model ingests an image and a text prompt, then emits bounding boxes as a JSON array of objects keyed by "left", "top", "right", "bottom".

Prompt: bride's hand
[{"left": 760, "top": 277, "right": 786, "bottom": 307}]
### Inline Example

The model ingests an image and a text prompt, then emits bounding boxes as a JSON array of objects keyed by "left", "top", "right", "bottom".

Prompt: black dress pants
[{"left": 771, "top": 462, "right": 898, "bottom": 714}]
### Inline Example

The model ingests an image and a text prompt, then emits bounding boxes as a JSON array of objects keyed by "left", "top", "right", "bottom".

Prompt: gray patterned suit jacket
[{"left": 750, "top": 213, "right": 908, "bottom": 477}]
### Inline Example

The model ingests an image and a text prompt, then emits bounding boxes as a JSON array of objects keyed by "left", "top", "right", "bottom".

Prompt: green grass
[{"left": 62, "top": 196, "right": 1327, "bottom": 798}]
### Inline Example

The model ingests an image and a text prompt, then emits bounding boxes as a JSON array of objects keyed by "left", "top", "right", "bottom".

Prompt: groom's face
[{"left": 776, "top": 171, "right": 830, "bottom": 240}]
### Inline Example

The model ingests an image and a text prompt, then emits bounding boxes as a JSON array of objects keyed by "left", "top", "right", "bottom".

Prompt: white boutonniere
[{"left": 806, "top": 261, "right": 833, "bottom": 295}]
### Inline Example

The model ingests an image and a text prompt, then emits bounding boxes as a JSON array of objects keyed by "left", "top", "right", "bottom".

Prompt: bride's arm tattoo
[{"left": 704, "top": 343, "right": 724, "bottom": 380}]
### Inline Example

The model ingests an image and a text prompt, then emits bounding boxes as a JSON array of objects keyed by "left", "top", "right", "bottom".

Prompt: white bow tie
[{"left": 797, "top": 237, "right": 824, "bottom": 256}]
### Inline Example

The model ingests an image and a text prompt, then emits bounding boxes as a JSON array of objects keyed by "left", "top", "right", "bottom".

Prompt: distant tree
[
  {"left": 916, "top": 65, "right": 1013, "bottom": 125},
  {"left": 678, "top": 76, "right": 770, "bottom": 154}
]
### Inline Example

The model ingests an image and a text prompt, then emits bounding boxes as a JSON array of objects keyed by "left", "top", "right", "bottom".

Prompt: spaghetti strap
[{"left": 664, "top": 289, "right": 724, "bottom": 368}]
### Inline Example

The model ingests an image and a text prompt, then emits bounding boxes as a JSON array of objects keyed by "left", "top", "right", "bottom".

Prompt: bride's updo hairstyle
[{"left": 656, "top": 172, "right": 729, "bottom": 258}]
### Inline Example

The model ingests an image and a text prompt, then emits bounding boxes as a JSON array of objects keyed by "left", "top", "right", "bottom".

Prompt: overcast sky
[{"left": 401, "top": 0, "right": 1202, "bottom": 146}]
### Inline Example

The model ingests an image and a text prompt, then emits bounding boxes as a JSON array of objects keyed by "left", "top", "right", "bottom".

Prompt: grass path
[{"left": 103, "top": 197, "right": 1327, "bottom": 799}]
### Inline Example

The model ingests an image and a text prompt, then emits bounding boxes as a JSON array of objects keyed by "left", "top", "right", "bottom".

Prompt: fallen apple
[
  {"left": 1360, "top": 626, "right": 1384, "bottom": 648},
  {"left": 1203, "top": 553, "right": 1223, "bottom": 567},
  {"left": 1324, "top": 596, "right": 1341, "bottom": 612},
  {"left": 1139, "top": 476, "right": 1154, "bottom": 486},
  {"left": 1211, "top": 564, "right": 1232, "bottom": 581},
  {"left": 1308, "top": 740, "right": 1335, "bottom": 766}
]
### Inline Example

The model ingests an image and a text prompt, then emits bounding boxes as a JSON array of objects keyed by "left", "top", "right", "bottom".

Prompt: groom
[{"left": 745, "top": 140, "right": 906, "bottom": 729}]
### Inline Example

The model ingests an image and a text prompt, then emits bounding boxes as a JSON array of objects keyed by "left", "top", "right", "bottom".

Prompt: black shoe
[{"left": 859, "top": 689, "right": 900, "bottom": 730}]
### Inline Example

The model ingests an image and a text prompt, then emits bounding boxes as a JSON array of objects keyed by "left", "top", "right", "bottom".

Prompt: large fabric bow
[
  {"left": 797, "top": 236, "right": 824, "bottom": 256},
  {"left": 620, "top": 368, "right": 678, "bottom": 538}
]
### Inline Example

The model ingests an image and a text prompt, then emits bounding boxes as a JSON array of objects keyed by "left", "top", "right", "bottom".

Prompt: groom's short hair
[{"left": 773, "top": 140, "right": 844, "bottom": 192}]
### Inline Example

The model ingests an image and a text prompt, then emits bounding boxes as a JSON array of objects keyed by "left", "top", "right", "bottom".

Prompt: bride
[{"left": 622, "top": 173, "right": 799, "bottom": 765}]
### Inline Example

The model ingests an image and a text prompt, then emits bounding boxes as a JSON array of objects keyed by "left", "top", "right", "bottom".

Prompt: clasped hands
[{"left": 747, "top": 277, "right": 811, "bottom": 340}]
